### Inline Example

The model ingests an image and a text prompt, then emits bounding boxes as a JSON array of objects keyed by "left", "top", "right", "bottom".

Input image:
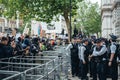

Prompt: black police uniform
[
  {"left": 79, "top": 44, "right": 89, "bottom": 80},
  {"left": 109, "top": 43, "right": 118, "bottom": 80},
  {"left": 91, "top": 46, "right": 107, "bottom": 80},
  {"left": 70, "top": 43, "right": 79, "bottom": 77},
  {"left": 89, "top": 44, "right": 96, "bottom": 77},
  {"left": 108, "top": 34, "right": 118, "bottom": 80}
]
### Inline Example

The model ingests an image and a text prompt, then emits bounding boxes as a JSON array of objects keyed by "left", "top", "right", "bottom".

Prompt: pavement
[
  {"left": 58, "top": 45, "right": 120, "bottom": 80},
  {"left": 67, "top": 65, "right": 120, "bottom": 80},
  {"left": 67, "top": 71, "right": 119, "bottom": 80},
  {"left": 68, "top": 75, "right": 113, "bottom": 80},
  {"left": 68, "top": 75, "right": 120, "bottom": 80}
]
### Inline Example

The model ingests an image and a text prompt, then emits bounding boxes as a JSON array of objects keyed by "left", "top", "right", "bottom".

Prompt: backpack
[{"left": 30, "top": 44, "right": 39, "bottom": 53}]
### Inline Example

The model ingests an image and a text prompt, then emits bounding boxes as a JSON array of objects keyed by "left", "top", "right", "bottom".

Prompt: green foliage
[
  {"left": 0, "top": 0, "right": 83, "bottom": 40},
  {"left": 76, "top": 1, "right": 101, "bottom": 36},
  {"left": 0, "top": 0, "right": 82, "bottom": 22}
]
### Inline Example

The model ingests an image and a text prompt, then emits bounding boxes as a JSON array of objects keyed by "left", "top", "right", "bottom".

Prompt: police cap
[
  {"left": 109, "top": 34, "right": 117, "bottom": 40},
  {"left": 82, "top": 38, "right": 88, "bottom": 43},
  {"left": 76, "top": 36, "right": 82, "bottom": 40},
  {"left": 95, "top": 38, "right": 102, "bottom": 43},
  {"left": 100, "top": 37, "right": 105, "bottom": 41}
]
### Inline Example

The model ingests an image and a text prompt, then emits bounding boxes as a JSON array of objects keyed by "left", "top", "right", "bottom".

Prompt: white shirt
[
  {"left": 110, "top": 42, "right": 116, "bottom": 54},
  {"left": 78, "top": 44, "right": 86, "bottom": 62},
  {"left": 65, "top": 43, "right": 73, "bottom": 56}
]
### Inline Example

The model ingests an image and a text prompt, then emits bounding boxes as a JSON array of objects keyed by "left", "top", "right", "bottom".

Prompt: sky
[{"left": 90, "top": 0, "right": 101, "bottom": 5}]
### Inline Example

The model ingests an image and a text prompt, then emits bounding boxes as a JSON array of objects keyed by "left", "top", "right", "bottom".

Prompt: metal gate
[{"left": 0, "top": 46, "right": 69, "bottom": 80}]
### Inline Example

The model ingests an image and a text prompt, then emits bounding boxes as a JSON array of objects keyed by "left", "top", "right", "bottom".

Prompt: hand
[
  {"left": 108, "top": 62, "right": 112, "bottom": 66},
  {"left": 89, "top": 55, "right": 93, "bottom": 58},
  {"left": 89, "top": 55, "right": 92, "bottom": 61},
  {"left": 83, "top": 61, "right": 86, "bottom": 64},
  {"left": 25, "top": 46, "right": 30, "bottom": 50}
]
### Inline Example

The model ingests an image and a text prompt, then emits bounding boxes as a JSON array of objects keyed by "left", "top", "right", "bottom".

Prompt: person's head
[
  {"left": 10, "top": 40, "right": 16, "bottom": 48},
  {"left": 109, "top": 34, "right": 117, "bottom": 43},
  {"left": 32, "top": 37, "right": 39, "bottom": 44},
  {"left": 18, "top": 37, "right": 22, "bottom": 42},
  {"left": 1, "top": 37, "right": 8, "bottom": 45},
  {"left": 76, "top": 38, "right": 82, "bottom": 43},
  {"left": 109, "top": 38, "right": 116, "bottom": 43},
  {"left": 95, "top": 38, "right": 102, "bottom": 47},
  {"left": 82, "top": 38, "right": 89, "bottom": 45},
  {"left": 72, "top": 37, "right": 77, "bottom": 43},
  {"left": 25, "top": 35, "right": 30, "bottom": 38},
  {"left": 76, "top": 37, "right": 82, "bottom": 43}
]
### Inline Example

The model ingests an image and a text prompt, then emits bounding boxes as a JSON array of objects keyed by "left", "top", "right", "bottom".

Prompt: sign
[{"left": 31, "top": 20, "right": 41, "bottom": 36}]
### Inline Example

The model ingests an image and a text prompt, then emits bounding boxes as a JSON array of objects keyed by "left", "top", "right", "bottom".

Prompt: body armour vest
[
  {"left": 83, "top": 45, "right": 89, "bottom": 62},
  {"left": 93, "top": 46, "right": 107, "bottom": 62},
  {"left": 70, "top": 43, "right": 79, "bottom": 57}
]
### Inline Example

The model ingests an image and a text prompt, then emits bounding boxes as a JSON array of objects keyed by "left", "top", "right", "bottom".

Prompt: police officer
[
  {"left": 89, "top": 38, "right": 107, "bottom": 80},
  {"left": 108, "top": 34, "right": 118, "bottom": 80},
  {"left": 76, "top": 37, "right": 83, "bottom": 78},
  {"left": 78, "top": 38, "right": 89, "bottom": 80},
  {"left": 89, "top": 39, "right": 96, "bottom": 77},
  {"left": 66, "top": 37, "right": 80, "bottom": 77}
]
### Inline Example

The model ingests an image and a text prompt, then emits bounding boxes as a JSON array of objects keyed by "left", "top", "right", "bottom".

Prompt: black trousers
[
  {"left": 89, "top": 60, "right": 93, "bottom": 77},
  {"left": 71, "top": 57, "right": 79, "bottom": 76},
  {"left": 80, "top": 60, "right": 88, "bottom": 79},
  {"left": 91, "top": 61, "right": 107, "bottom": 80},
  {"left": 109, "top": 61, "right": 118, "bottom": 80}
]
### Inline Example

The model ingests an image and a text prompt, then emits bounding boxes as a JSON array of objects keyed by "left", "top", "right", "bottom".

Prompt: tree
[
  {"left": 0, "top": 0, "right": 83, "bottom": 41},
  {"left": 76, "top": 1, "right": 101, "bottom": 36}
]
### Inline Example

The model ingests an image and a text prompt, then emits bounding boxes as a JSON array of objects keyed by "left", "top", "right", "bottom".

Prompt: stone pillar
[
  {"left": 114, "top": 3, "right": 120, "bottom": 36},
  {"left": 101, "top": 0, "right": 114, "bottom": 38},
  {"left": 102, "top": 11, "right": 113, "bottom": 38}
]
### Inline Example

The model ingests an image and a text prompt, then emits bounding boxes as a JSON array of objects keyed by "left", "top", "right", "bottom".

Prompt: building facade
[
  {"left": 101, "top": 0, "right": 120, "bottom": 38},
  {"left": 0, "top": 17, "right": 23, "bottom": 33}
]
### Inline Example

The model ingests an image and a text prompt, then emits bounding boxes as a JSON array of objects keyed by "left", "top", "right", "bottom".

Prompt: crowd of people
[
  {"left": 0, "top": 34, "right": 58, "bottom": 59},
  {"left": 66, "top": 34, "right": 120, "bottom": 80},
  {"left": 0, "top": 31, "right": 120, "bottom": 80}
]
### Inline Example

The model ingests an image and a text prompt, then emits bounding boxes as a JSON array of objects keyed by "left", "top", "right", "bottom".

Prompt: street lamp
[
  {"left": 74, "top": 19, "right": 78, "bottom": 36},
  {"left": 16, "top": 10, "right": 20, "bottom": 29},
  {"left": 74, "top": 19, "right": 77, "bottom": 26}
]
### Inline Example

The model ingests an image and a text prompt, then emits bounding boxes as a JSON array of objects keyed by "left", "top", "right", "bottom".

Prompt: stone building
[
  {"left": 101, "top": 0, "right": 120, "bottom": 38},
  {"left": 0, "top": 17, "right": 23, "bottom": 33}
]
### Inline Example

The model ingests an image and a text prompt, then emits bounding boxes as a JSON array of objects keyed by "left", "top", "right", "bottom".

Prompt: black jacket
[
  {"left": 0, "top": 43, "right": 14, "bottom": 59},
  {"left": 0, "top": 43, "right": 6, "bottom": 59},
  {"left": 14, "top": 42, "right": 25, "bottom": 56}
]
